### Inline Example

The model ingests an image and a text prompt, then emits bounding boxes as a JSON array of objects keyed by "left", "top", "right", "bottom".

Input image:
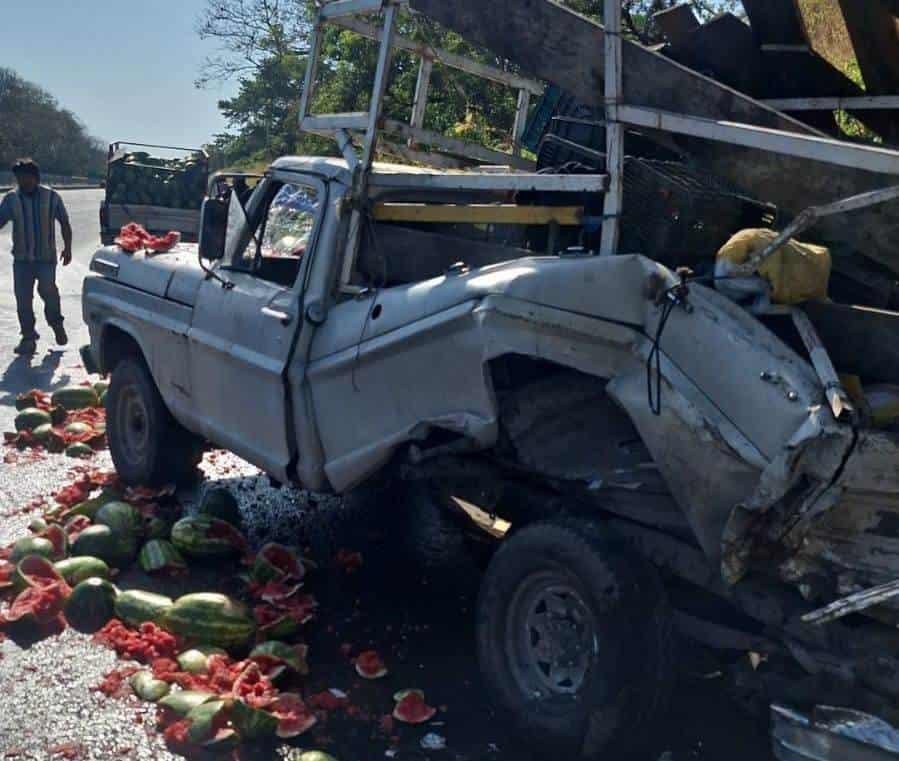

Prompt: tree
[{"left": 0, "top": 68, "right": 105, "bottom": 178}]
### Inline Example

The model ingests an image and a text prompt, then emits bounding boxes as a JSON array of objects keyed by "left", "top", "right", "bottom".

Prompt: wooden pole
[{"left": 600, "top": 0, "right": 623, "bottom": 257}]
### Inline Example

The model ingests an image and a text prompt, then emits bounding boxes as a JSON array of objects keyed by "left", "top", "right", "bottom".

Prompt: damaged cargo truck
[{"left": 81, "top": 0, "right": 899, "bottom": 758}]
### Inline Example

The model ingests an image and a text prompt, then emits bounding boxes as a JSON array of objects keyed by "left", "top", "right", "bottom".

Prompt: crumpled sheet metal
[
  {"left": 772, "top": 704, "right": 899, "bottom": 761},
  {"left": 721, "top": 408, "right": 854, "bottom": 585}
]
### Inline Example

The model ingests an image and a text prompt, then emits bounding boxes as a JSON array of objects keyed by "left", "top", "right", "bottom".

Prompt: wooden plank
[
  {"left": 320, "top": 0, "right": 406, "bottom": 19},
  {"left": 741, "top": 0, "right": 807, "bottom": 47},
  {"left": 837, "top": 0, "right": 899, "bottom": 143},
  {"left": 408, "top": 0, "right": 814, "bottom": 132},
  {"left": 371, "top": 203, "right": 584, "bottom": 225},
  {"left": 378, "top": 140, "right": 471, "bottom": 170},
  {"left": 409, "top": 58, "right": 432, "bottom": 137},
  {"left": 407, "top": 0, "right": 899, "bottom": 276},
  {"left": 330, "top": 17, "right": 544, "bottom": 94},
  {"left": 368, "top": 171, "right": 607, "bottom": 192},
  {"left": 301, "top": 113, "right": 369, "bottom": 132},
  {"left": 652, "top": 5, "right": 699, "bottom": 48},
  {"left": 512, "top": 89, "right": 531, "bottom": 157}
]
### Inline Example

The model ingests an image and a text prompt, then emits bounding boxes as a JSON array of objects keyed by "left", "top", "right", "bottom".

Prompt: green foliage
[{"left": 0, "top": 67, "right": 105, "bottom": 178}]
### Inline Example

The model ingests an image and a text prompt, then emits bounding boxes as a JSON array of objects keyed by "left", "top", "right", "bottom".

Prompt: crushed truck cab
[{"left": 83, "top": 153, "right": 899, "bottom": 758}]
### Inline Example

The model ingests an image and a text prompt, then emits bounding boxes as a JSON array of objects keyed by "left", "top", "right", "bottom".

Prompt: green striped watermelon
[
  {"left": 114, "top": 589, "right": 173, "bottom": 626},
  {"left": 54, "top": 556, "right": 110, "bottom": 585},
  {"left": 65, "top": 577, "right": 118, "bottom": 633},
  {"left": 161, "top": 593, "right": 256, "bottom": 649},
  {"left": 51, "top": 386, "right": 100, "bottom": 411}
]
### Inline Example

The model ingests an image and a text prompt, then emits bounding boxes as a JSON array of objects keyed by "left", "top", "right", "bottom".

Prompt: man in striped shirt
[{"left": 0, "top": 159, "right": 73, "bottom": 355}]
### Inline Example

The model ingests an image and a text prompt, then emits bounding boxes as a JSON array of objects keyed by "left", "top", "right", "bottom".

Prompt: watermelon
[
  {"left": 10, "top": 536, "right": 54, "bottom": 563},
  {"left": 28, "top": 517, "right": 48, "bottom": 533},
  {"left": 143, "top": 516, "right": 170, "bottom": 540},
  {"left": 269, "top": 693, "right": 317, "bottom": 739},
  {"left": 162, "top": 593, "right": 256, "bottom": 649},
  {"left": 95, "top": 501, "right": 142, "bottom": 537},
  {"left": 355, "top": 650, "right": 388, "bottom": 679},
  {"left": 14, "top": 407, "right": 51, "bottom": 432},
  {"left": 249, "top": 641, "right": 309, "bottom": 678},
  {"left": 176, "top": 645, "right": 227, "bottom": 674},
  {"left": 54, "top": 556, "right": 110, "bottom": 585},
  {"left": 67, "top": 489, "right": 120, "bottom": 520},
  {"left": 43, "top": 524, "right": 68, "bottom": 559},
  {"left": 65, "top": 577, "right": 117, "bottom": 633},
  {"left": 65, "top": 422, "right": 93, "bottom": 436},
  {"left": 114, "top": 589, "right": 173, "bottom": 626},
  {"left": 198, "top": 488, "right": 242, "bottom": 528},
  {"left": 393, "top": 691, "right": 437, "bottom": 724},
  {"left": 158, "top": 690, "right": 215, "bottom": 717},
  {"left": 170, "top": 516, "right": 247, "bottom": 559},
  {"left": 14, "top": 554, "right": 67, "bottom": 591},
  {"left": 251, "top": 543, "right": 304, "bottom": 584},
  {"left": 65, "top": 443, "right": 94, "bottom": 459},
  {"left": 3, "top": 583, "right": 68, "bottom": 625},
  {"left": 185, "top": 700, "right": 229, "bottom": 744},
  {"left": 51, "top": 386, "right": 100, "bottom": 411},
  {"left": 297, "top": 753, "right": 338, "bottom": 761},
  {"left": 139, "top": 540, "right": 186, "bottom": 574},
  {"left": 230, "top": 698, "right": 278, "bottom": 739},
  {"left": 94, "top": 501, "right": 142, "bottom": 564},
  {"left": 71, "top": 525, "right": 121, "bottom": 565},
  {"left": 129, "top": 670, "right": 170, "bottom": 702},
  {"left": 49, "top": 406, "right": 67, "bottom": 426},
  {"left": 15, "top": 390, "right": 45, "bottom": 410},
  {"left": 31, "top": 423, "right": 54, "bottom": 443}
]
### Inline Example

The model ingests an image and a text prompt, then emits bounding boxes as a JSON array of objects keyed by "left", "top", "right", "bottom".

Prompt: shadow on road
[{"left": 0, "top": 350, "right": 70, "bottom": 407}]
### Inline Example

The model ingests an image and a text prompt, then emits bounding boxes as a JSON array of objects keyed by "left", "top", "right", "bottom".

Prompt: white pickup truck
[{"left": 80, "top": 153, "right": 899, "bottom": 759}]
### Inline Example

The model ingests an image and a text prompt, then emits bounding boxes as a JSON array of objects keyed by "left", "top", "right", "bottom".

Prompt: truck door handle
[{"left": 261, "top": 307, "right": 293, "bottom": 325}]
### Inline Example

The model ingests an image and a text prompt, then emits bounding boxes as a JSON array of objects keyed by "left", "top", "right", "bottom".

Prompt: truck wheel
[
  {"left": 476, "top": 519, "right": 675, "bottom": 759},
  {"left": 107, "top": 357, "right": 203, "bottom": 486}
]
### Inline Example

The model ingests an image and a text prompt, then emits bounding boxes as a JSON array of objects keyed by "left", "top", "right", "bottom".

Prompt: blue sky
[{"left": 2, "top": 0, "right": 239, "bottom": 148}]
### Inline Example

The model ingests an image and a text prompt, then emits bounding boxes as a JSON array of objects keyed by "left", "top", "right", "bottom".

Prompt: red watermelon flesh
[
  {"left": 231, "top": 663, "right": 277, "bottom": 709},
  {"left": 64, "top": 515, "right": 92, "bottom": 543},
  {"left": 18, "top": 555, "right": 68, "bottom": 590},
  {"left": 206, "top": 520, "right": 249, "bottom": 555},
  {"left": 258, "top": 580, "right": 302, "bottom": 604},
  {"left": 259, "top": 544, "right": 304, "bottom": 581},
  {"left": 42, "top": 524, "right": 68, "bottom": 559},
  {"left": 355, "top": 649, "right": 388, "bottom": 679},
  {"left": 393, "top": 691, "right": 437, "bottom": 724},
  {"left": 269, "top": 693, "right": 317, "bottom": 738},
  {"left": 4, "top": 582, "right": 68, "bottom": 624},
  {"left": 0, "top": 560, "right": 15, "bottom": 590}
]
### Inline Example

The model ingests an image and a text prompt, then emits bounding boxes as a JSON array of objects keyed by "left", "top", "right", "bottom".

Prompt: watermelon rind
[
  {"left": 10, "top": 536, "right": 54, "bottom": 563},
  {"left": 114, "top": 589, "right": 173, "bottom": 627},
  {"left": 54, "top": 556, "right": 111, "bottom": 585},
  {"left": 162, "top": 593, "right": 256, "bottom": 650},
  {"left": 51, "top": 386, "right": 100, "bottom": 411},
  {"left": 139, "top": 539, "right": 186, "bottom": 574},
  {"left": 129, "top": 670, "right": 171, "bottom": 702},
  {"left": 65, "top": 577, "right": 118, "bottom": 633},
  {"left": 14, "top": 408, "right": 51, "bottom": 432},
  {"left": 231, "top": 698, "right": 278, "bottom": 739},
  {"left": 158, "top": 690, "right": 216, "bottom": 716}
]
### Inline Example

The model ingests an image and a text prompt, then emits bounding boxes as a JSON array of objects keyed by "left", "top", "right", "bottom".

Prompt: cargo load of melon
[
  {"left": 106, "top": 148, "right": 208, "bottom": 211},
  {"left": 161, "top": 592, "right": 256, "bottom": 649}
]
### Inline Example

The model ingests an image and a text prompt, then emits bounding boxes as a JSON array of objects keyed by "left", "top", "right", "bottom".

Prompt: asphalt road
[{"left": 0, "top": 190, "right": 775, "bottom": 761}]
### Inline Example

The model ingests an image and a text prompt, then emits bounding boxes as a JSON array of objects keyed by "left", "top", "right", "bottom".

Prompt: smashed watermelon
[
  {"left": 115, "top": 223, "right": 180, "bottom": 253},
  {"left": 393, "top": 691, "right": 437, "bottom": 724},
  {"left": 269, "top": 693, "right": 317, "bottom": 738},
  {"left": 355, "top": 649, "right": 388, "bottom": 679}
]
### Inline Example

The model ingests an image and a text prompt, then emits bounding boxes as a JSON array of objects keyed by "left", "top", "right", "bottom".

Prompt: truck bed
[{"left": 101, "top": 202, "right": 200, "bottom": 245}]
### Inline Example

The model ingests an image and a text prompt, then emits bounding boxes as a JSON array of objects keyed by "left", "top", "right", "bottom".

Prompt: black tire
[
  {"left": 106, "top": 356, "right": 203, "bottom": 486},
  {"left": 322, "top": 476, "right": 485, "bottom": 588},
  {"left": 476, "top": 518, "right": 675, "bottom": 760}
]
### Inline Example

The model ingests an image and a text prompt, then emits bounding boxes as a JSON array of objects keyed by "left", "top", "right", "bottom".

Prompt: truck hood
[{"left": 90, "top": 244, "right": 207, "bottom": 307}]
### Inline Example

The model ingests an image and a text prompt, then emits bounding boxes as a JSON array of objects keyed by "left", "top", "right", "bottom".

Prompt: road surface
[{"left": 0, "top": 190, "right": 775, "bottom": 760}]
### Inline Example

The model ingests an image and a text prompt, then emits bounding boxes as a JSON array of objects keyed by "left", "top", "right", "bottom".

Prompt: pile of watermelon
[
  {"left": 0, "top": 460, "right": 440, "bottom": 756},
  {"left": 5, "top": 385, "right": 107, "bottom": 458},
  {"left": 107, "top": 151, "right": 207, "bottom": 211},
  {"left": 115, "top": 223, "right": 181, "bottom": 254}
]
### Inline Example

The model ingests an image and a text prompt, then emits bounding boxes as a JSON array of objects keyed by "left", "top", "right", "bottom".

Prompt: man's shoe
[
  {"left": 52, "top": 325, "right": 68, "bottom": 346},
  {"left": 14, "top": 338, "right": 36, "bottom": 356}
]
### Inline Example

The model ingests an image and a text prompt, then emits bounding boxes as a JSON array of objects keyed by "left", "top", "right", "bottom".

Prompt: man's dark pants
[{"left": 13, "top": 260, "right": 63, "bottom": 340}]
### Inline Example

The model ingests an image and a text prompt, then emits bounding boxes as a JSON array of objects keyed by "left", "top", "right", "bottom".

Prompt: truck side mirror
[{"left": 198, "top": 197, "right": 228, "bottom": 261}]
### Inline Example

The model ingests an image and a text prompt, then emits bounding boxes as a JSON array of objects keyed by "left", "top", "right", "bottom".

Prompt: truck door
[{"left": 188, "top": 176, "right": 325, "bottom": 481}]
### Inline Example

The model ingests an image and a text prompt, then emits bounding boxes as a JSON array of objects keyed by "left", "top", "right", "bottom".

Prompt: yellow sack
[{"left": 716, "top": 228, "right": 831, "bottom": 305}]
